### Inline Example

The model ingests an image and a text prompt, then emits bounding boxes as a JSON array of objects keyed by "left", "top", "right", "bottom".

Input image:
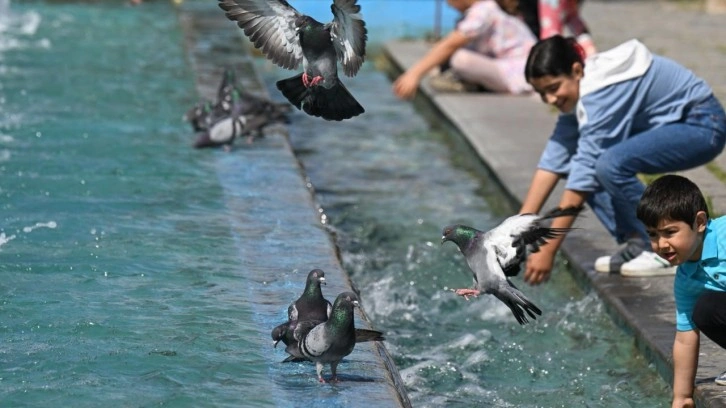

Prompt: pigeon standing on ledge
[
  {"left": 288, "top": 269, "right": 332, "bottom": 322},
  {"left": 441, "top": 205, "right": 583, "bottom": 325},
  {"left": 271, "top": 269, "right": 384, "bottom": 363},
  {"left": 217, "top": 0, "right": 367, "bottom": 121},
  {"left": 299, "top": 291, "right": 361, "bottom": 382},
  {"left": 271, "top": 319, "right": 384, "bottom": 363}
]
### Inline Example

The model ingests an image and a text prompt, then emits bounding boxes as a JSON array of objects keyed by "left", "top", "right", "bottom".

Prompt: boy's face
[{"left": 645, "top": 212, "right": 707, "bottom": 266}]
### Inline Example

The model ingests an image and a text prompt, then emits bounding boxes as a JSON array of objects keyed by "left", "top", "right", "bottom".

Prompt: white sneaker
[
  {"left": 716, "top": 371, "right": 726, "bottom": 385},
  {"left": 594, "top": 238, "right": 646, "bottom": 273},
  {"left": 620, "top": 252, "right": 677, "bottom": 277}
]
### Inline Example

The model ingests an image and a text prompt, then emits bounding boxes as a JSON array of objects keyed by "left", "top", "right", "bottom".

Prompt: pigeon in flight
[
  {"left": 441, "top": 205, "right": 582, "bottom": 325},
  {"left": 217, "top": 0, "right": 367, "bottom": 121},
  {"left": 298, "top": 291, "right": 361, "bottom": 382}
]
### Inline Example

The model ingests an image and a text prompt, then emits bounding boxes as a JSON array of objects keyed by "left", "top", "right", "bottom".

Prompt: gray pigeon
[
  {"left": 191, "top": 69, "right": 292, "bottom": 148},
  {"left": 271, "top": 319, "right": 384, "bottom": 363},
  {"left": 441, "top": 205, "right": 582, "bottom": 325},
  {"left": 288, "top": 269, "right": 332, "bottom": 322},
  {"left": 183, "top": 100, "right": 214, "bottom": 132},
  {"left": 193, "top": 89, "right": 249, "bottom": 150},
  {"left": 217, "top": 0, "right": 366, "bottom": 121},
  {"left": 272, "top": 269, "right": 383, "bottom": 363},
  {"left": 298, "top": 291, "right": 360, "bottom": 382}
]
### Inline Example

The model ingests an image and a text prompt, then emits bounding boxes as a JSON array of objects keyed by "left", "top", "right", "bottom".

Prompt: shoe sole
[
  {"left": 620, "top": 268, "right": 676, "bottom": 277},
  {"left": 595, "top": 265, "right": 618, "bottom": 273}
]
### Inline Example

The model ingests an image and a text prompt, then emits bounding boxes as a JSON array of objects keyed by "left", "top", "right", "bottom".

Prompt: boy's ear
[{"left": 695, "top": 211, "right": 708, "bottom": 233}]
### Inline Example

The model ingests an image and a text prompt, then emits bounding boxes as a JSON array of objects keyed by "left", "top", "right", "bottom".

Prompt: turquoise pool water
[
  {"left": 0, "top": 2, "right": 272, "bottom": 406},
  {"left": 1, "top": 1, "right": 669, "bottom": 407}
]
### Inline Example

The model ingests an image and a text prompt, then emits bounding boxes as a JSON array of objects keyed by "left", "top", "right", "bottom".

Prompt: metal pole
[{"left": 434, "top": 0, "right": 442, "bottom": 41}]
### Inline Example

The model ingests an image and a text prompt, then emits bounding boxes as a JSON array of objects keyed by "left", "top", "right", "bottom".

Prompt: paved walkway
[{"left": 382, "top": 1, "right": 726, "bottom": 406}]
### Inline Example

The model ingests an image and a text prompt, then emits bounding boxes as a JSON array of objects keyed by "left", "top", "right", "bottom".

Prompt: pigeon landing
[
  {"left": 298, "top": 291, "right": 360, "bottom": 382},
  {"left": 217, "top": 0, "right": 366, "bottom": 121},
  {"left": 441, "top": 205, "right": 582, "bottom": 325}
]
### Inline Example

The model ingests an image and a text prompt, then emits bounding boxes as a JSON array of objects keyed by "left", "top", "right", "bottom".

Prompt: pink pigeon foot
[
  {"left": 453, "top": 288, "right": 481, "bottom": 300},
  {"left": 302, "top": 72, "right": 323, "bottom": 88}
]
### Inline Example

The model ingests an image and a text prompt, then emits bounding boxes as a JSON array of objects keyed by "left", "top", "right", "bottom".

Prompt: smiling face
[
  {"left": 646, "top": 212, "right": 707, "bottom": 266},
  {"left": 528, "top": 62, "right": 583, "bottom": 113}
]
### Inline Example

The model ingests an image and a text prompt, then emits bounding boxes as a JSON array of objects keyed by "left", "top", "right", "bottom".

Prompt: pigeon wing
[
  {"left": 218, "top": 0, "right": 303, "bottom": 70},
  {"left": 328, "top": 0, "right": 367, "bottom": 77}
]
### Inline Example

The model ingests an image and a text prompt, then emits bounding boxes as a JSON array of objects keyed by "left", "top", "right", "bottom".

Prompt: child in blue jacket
[
  {"left": 518, "top": 35, "right": 726, "bottom": 284},
  {"left": 637, "top": 174, "right": 726, "bottom": 407}
]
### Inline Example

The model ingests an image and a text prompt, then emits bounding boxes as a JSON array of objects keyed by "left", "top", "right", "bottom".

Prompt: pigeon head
[
  {"left": 294, "top": 14, "right": 318, "bottom": 31},
  {"left": 271, "top": 321, "right": 290, "bottom": 348},
  {"left": 330, "top": 291, "right": 360, "bottom": 322},
  {"left": 441, "top": 224, "right": 479, "bottom": 251},
  {"left": 306, "top": 268, "right": 326, "bottom": 288}
]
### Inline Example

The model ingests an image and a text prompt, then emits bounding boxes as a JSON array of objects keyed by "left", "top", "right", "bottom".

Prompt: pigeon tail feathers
[
  {"left": 493, "top": 280, "right": 542, "bottom": 325},
  {"left": 276, "top": 73, "right": 364, "bottom": 121}
]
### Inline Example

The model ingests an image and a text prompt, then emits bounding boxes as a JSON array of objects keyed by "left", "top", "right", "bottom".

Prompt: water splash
[
  {"left": 0, "top": 231, "right": 16, "bottom": 248},
  {"left": 22, "top": 221, "right": 57, "bottom": 233},
  {"left": 0, "top": 1, "right": 41, "bottom": 36}
]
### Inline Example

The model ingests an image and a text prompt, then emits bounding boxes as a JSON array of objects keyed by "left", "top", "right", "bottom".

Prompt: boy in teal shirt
[{"left": 636, "top": 174, "right": 726, "bottom": 407}]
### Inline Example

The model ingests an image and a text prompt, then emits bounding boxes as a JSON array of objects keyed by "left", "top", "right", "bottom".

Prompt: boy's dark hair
[
  {"left": 636, "top": 174, "right": 708, "bottom": 229},
  {"left": 524, "top": 35, "right": 584, "bottom": 82}
]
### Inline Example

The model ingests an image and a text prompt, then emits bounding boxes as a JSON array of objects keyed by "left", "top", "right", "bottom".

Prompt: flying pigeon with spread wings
[{"left": 217, "top": 0, "right": 367, "bottom": 121}]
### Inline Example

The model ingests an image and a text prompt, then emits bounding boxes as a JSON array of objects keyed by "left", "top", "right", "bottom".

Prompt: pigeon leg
[
  {"left": 302, "top": 72, "right": 311, "bottom": 87},
  {"left": 453, "top": 288, "right": 481, "bottom": 300},
  {"left": 308, "top": 76, "right": 323, "bottom": 87},
  {"left": 316, "top": 362, "right": 326, "bottom": 383},
  {"left": 329, "top": 361, "right": 340, "bottom": 383}
]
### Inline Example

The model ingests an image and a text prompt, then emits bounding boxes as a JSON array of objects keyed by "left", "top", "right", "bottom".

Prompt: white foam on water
[
  {"left": 363, "top": 275, "right": 421, "bottom": 321},
  {"left": 22, "top": 221, "right": 57, "bottom": 233},
  {"left": 398, "top": 359, "right": 441, "bottom": 388},
  {"left": 0, "top": 232, "right": 16, "bottom": 247}
]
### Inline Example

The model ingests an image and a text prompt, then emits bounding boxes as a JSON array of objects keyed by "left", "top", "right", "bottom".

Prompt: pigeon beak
[
  {"left": 319, "top": 277, "right": 326, "bottom": 285},
  {"left": 273, "top": 340, "right": 280, "bottom": 348},
  {"left": 441, "top": 235, "right": 447, "bottom": 245},
  {"left": 352, "top": 300, "right": 360, "bottom": 308}
]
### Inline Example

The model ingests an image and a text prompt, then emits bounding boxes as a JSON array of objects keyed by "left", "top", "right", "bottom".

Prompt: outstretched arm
[
  {"left": 392, "top": 30, "right": 470, "bottom": 100},
  {"left": 672, "top": 330, "right": 699, "bottom": 408},
  {"left": 522, "top": 183, "right": 587, "bottom": 285},
  {"left": 520, "top": 168, "right": 561, "bottom": 214}
]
